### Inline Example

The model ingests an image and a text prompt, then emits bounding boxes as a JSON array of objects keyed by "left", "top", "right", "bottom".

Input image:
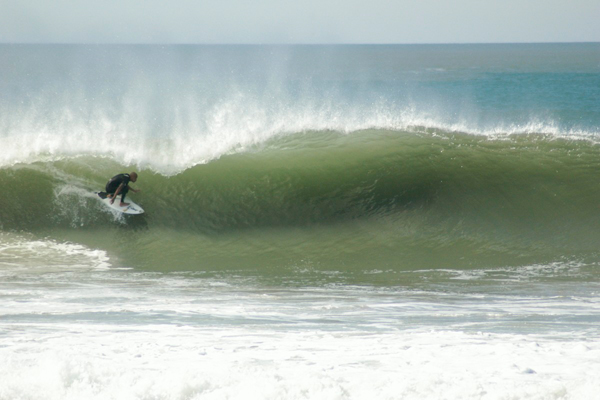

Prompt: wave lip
[{"left": 2, "top": 112, "right": 597, "bottom": 175}]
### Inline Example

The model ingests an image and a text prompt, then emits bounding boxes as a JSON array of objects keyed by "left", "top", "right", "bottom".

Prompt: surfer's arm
[{"left": 110, "top": 183, "right": 125, "bottom": 204}]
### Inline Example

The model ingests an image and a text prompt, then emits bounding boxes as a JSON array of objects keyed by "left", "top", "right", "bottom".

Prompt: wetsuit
[{"left": 105, "top": 173, "right": 132, "bottom": 203}]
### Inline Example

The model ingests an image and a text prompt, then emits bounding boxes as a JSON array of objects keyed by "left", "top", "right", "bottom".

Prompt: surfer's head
[{"left": 130, "top": 172, "right": 138, "bottom": 182}]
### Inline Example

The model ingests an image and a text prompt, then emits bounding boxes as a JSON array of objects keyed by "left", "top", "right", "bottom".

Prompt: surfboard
[{"left": 96, "top": 192, "right": 144, "bottom": 215}]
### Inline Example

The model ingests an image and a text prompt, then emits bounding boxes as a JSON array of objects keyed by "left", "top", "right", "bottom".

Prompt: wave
[
  {"left": 2, "top": 128, "right": 600, "bottom": 253},
  {"left": 3, "top": 45, "right": 600, "bottom": 273}
]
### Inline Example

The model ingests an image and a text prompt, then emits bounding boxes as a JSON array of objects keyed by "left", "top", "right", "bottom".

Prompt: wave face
[
  {"left": 1, "top": 44, "right": 600, "bottom": 273},
  {"left": 3, "top": 129, "right": 600, "bottom": 273}
]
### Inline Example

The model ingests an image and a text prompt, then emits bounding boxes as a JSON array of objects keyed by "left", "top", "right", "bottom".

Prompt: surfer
[{"left": 106, "top": 172, "right": 140, "bottom": 207}]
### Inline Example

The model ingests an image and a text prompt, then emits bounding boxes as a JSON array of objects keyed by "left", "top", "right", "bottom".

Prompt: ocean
[{"left": 1, "top": 43, "right": 600, "bottom": 399}]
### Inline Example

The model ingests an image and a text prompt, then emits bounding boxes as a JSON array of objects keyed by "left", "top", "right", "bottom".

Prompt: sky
[{"left": 1, "top": 0, "right": 599, "bottom": 44}]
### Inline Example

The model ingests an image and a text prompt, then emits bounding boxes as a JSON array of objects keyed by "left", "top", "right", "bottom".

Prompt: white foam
[
  {"left": 1, "top": 268, "right": 599, "bottom": 399},
  {"left": 0, "top": 232, "right": 111, "bottom": 272},
  {"left": 1, "top": 92, "right": 597, "bottom": 176},
  {"left": 0, "top": 326, "right": 598, "bottom": 400}
]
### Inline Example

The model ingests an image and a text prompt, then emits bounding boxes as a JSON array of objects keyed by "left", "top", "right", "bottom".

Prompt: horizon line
[{"left": 1, "top": 40, "right": 599, "bottom": 46}]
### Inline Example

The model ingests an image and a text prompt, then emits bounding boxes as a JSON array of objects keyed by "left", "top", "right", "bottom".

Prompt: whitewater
[{"left": 1, "top": 43, "right": 600, "bottom": 399}]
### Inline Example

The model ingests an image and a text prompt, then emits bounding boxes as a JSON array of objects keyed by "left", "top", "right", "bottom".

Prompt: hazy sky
[{"left": 1, "top": 0, "right": 599, "bottom": 44}]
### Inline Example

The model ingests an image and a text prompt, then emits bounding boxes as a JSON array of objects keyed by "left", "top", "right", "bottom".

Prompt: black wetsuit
[{"left": 105, "top": 173, "right": 132, "bottom": 202}]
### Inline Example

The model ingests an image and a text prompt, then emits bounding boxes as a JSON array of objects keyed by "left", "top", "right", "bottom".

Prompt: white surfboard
[{"left": 96, "top": 192, "right": 144, "bottom": 215}]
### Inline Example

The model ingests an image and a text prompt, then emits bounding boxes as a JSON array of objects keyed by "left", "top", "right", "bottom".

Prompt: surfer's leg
[
  {"left": 120, "top": 186, "right": 130, "bottom": 205},
  {"left": 105, "top": 181, "right": 117, "bottom": 198}
]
